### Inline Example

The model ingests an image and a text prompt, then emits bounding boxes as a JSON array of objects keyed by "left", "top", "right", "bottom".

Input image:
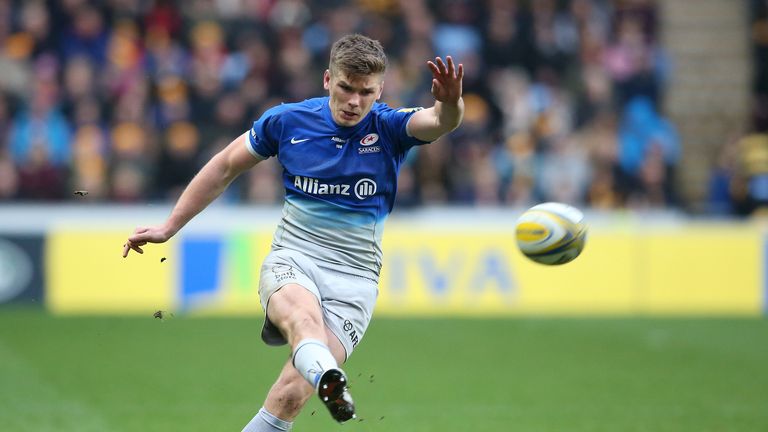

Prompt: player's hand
[
  {"left": 122, "top": 226, "right": 172, "bottom": 257},
  {"left": 427, "top": 56, "right": 464, "bottom": 105}
]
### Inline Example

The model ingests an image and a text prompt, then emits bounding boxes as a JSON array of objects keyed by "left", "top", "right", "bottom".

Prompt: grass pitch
[{"left": 0, "top": 307, "right": 766, "bottom": 432}]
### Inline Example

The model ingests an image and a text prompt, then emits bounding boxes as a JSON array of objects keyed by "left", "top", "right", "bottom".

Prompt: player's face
[{"left": 324, "top": 70, "right": 384, "bottom": 127}]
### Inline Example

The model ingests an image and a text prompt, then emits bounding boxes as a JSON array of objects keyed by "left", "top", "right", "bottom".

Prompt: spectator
[
  {"left": 60, "top": 5, "right": 109, "bottom": 66},
  {"left": 0, "top": 153, "right": 18, "bottom": 199},
  {"left": 9, "top": 78, "right": 72, "bottom": 200},
  {"left": 70, "top": 124, "right": 108, "bottom": 200},
  {"left": 0, "top": 0, "right": 683, "bottom": 211},
  {"left": 154, "top": 121, "right": 202, "bottom": 201},
  {"left": 735, "top": 128, "right": 768, "bottom": 215},
  {"left": 617, "top": 96, "right": 679, "bottom": 206},
  {"left": 708, "top": 134, "right": 744, "bottom": 216}
]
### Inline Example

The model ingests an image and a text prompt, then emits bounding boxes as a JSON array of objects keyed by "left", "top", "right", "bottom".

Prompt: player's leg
[
  {"left": 242, "top": 325, "right": 347, "bottom": 431},
  {"left": 266, "top": 283, "right": 340, "bottom": 387},
  {"left": 263, "top": 324, "right": 347, "bottom": 419},
  {"left": 249, "top": 250, "right": 363, "bottom": 425},
  {"left": 313, "top": 325, "right": 355, "bottom": 423},
  {"left": 267, "top": 283, "right": 355, "bottom": 422}
]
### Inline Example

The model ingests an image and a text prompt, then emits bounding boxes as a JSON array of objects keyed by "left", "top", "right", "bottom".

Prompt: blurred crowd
[
  {"left": 709, "top": 0, "right": 768, "bottom": 216},
  {"left": 0, "top": 0, "right": 678, "bottom": 209}
]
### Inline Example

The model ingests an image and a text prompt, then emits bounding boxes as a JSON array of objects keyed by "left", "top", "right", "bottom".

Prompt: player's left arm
[{"left": 406, "top": 56, "right": 465, "bottom": 142}]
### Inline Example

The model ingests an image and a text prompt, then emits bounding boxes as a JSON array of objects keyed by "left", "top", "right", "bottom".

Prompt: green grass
[{"left": 0, "top": 308, "right": 767, "bottom": 432}]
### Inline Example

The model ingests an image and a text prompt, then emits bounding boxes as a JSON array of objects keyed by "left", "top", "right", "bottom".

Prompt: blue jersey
[{"left": 247, "top": 96, "right": 428, "bottom": 280}]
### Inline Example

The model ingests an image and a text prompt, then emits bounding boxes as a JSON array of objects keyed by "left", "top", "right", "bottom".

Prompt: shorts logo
[
  {"left": 343, "top": 319, "right": 359, "bottom": 348},
  {"left": 354, "top": 178, "right": 377, "bottom": 200},
  {"left": 360, "top": 134, "right": 379, "bottom": 146},
  {"left": 272, "top": 265, "right": 296, "bottom": 283}
]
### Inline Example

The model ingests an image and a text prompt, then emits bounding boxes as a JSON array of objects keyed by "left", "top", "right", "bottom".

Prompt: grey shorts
[{"left": 258, "top": 248, "right": 378, "bottom": 360}]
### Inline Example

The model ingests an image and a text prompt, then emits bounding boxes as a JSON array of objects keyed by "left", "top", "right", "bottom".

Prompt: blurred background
[
  {"left": 0, "top": 0, "right": 764, "bottom": 213},
  {"left": 0, "top": 1, "right": 767, "bottom": 431}
]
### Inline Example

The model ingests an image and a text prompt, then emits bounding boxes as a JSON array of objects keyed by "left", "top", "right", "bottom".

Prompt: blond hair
[{"left": 329, "top": 34, "right": 387, "bottom": 77}]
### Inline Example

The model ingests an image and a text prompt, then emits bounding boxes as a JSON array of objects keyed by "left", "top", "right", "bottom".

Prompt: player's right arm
[{"left": 122, "top": 132, "right": 262, "bottom": 257}]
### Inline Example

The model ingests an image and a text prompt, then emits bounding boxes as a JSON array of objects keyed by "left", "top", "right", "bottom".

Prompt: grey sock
[{"left": 241, "top": 407, "right": 293, "bottom": 432}]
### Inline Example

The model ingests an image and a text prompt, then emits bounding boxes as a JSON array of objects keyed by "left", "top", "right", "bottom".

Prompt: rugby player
[{"left": 122, "top": 34, "right": 464, "bottom": 430}]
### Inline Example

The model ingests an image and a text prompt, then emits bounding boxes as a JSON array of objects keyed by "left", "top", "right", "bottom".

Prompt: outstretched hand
[
  {"left": 427, "top": 56, "right": 464, "bottom": 104},
  {"left": 122, "top": 226, "right": 172, "bottom": 257}
]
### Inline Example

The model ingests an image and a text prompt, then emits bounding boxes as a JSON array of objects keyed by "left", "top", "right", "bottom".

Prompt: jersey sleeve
[
  {"left": 247, "top": 107, "right": 283, "bottom": 158},
  {"left": 379, "top": 105, "right": 431, "bottom": 153}
]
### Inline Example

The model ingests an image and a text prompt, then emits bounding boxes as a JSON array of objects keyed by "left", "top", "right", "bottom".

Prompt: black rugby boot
[{"left": 317, "top": 368, "right": 356, "bottom": 423}]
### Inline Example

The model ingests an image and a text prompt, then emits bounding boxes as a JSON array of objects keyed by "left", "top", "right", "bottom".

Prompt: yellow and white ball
[{"left": 515, "top": 202, "right": 587, "bottom": 265}]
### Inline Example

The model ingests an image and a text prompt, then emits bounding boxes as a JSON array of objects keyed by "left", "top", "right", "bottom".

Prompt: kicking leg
[
  {"left": 243, "top": 283, "right": 354, "bottom": 429},
  {"left": 266, "top": 284, "right": 338, "bottom": 386},
  {"left": 242, "top": 326, "right": 349, "bottom": 431}
]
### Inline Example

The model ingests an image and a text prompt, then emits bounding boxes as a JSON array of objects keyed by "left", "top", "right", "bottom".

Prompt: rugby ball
[{"left": 515, "top": 202, "right": 587, "bottom": 265}]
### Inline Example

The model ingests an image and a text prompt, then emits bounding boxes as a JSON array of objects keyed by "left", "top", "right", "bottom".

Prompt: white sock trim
[
  {"left": 258, "top": 408, "right": 292, "bottom": 431},
  {"left": 241, "top": 407, "right": 292, "bottom": 432},
  {"left": 292, "top": 338, "right": 338, "bottom": 388},
  {"left": 291, "top": 339, "right": 328, "bottom": 368}
]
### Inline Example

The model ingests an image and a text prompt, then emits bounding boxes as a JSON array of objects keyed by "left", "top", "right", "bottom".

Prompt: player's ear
[
  {"left": 323, "top": 70, "right": 331, "bottom": 90},
  {"left": 377, "top": 81, "right": 384, "bottom": 100}
]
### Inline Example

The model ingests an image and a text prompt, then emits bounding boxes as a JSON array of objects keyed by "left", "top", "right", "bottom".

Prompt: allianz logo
[{"left": 294, "top": 176, "right": 377, "bottom": 200}]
